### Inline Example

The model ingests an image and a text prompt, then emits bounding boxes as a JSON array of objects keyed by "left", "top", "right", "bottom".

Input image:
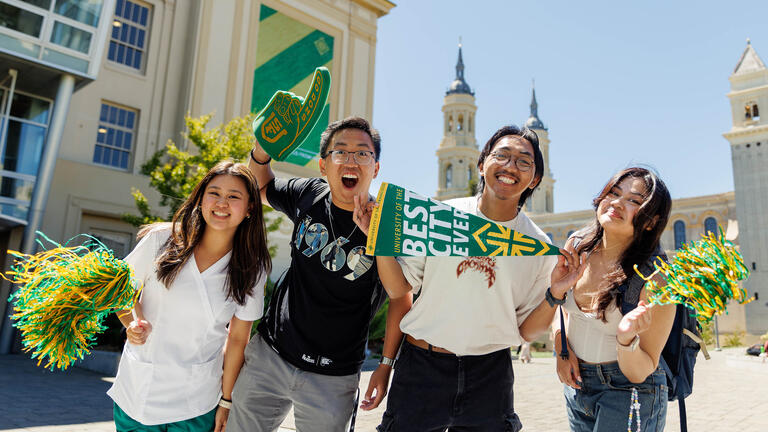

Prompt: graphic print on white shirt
[
  {"left": 294, "top": 214, "right": 374, "bottom": 280},
  {"left": 456, "top": 256, "right": 497, "bottom": 288}
]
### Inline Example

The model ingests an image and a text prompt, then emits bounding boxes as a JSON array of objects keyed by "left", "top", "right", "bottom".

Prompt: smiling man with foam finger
[{"left": 227, "top": 116, "right": 411, "bottom": 432}]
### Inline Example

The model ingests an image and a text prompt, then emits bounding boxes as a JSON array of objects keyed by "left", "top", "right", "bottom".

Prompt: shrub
[{"left": 723, "top": 330, "right": 745, "bottom": 348}]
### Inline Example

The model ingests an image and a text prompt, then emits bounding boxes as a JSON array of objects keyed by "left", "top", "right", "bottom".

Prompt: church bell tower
[
  {"left": 524, "top": 82, "right": 555, "bottom": 214},
  {"left": 436, "top": 42, "right": 479, "bottom": 200},
  {"left": 723, "top": 39, "right": 768, "bottom": 334}
]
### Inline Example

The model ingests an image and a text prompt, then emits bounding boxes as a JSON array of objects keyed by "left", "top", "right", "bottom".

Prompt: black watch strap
[{"left": 545, "top": 287, "right": 566, "bottom": 307}]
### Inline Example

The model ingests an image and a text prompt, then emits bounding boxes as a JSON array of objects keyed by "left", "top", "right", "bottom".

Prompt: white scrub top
[{"left": 107, "top": 227, "right": 265, "bottom": 425}]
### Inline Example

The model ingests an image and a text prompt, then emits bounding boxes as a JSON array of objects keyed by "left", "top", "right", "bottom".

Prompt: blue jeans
[{"left": 564, "top": 361, "right": 668, "bottom": 432}]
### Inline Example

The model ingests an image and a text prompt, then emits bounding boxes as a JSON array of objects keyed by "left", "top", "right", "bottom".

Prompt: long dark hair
[
  {"left": 476, "top": 125, "right": 543, "bottom": 210},
  {"left": 139, "top": 161, "right": 271, "bottom": 305},
  {"left": 574, "top": 167, "right": 671, "bottom": 321}
]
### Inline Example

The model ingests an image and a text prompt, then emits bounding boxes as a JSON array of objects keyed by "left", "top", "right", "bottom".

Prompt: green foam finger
[{"left": 252, "top": 66, "right": 331, "bottom": 161}]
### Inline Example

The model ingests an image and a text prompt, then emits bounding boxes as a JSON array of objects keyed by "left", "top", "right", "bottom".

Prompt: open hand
[
  {"left": 360, "top": 363, "right": 391, "bottom": 411},
  {"left": 126, "top": 319, "right": 152, "bottom": 345},
  {"left": 617, "top": 300, "right": 653, "bottom": 344},
  {"left": 556, "top": 338, "right": 582, "bottom": 389}
]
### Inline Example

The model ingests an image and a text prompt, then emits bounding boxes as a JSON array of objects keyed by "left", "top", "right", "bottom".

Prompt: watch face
[{"left": 618, "top": 335, "right": 640, "bottom": 351}]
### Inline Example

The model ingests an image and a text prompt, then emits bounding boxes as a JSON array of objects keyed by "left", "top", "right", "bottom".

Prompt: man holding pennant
[
  {"left": 227, "top": 67, "right": 411, "bottom": 432},
  {"left": 355, "top": 125, "right": 585, "bottom": 432}
]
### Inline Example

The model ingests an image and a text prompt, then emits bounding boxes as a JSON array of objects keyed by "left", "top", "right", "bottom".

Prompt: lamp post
[{"left": 714, "top": 315, "right": 721, "bottom": 351}]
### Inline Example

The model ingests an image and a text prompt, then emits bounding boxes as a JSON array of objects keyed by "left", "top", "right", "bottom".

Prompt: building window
[
  {"left": 107, "top": 0, "right": 151, "bottom": 71},
  {"left": 745, "top": 102, "right": 760, "bottom": 120},
  {"left": 674, "top": 220, "right": 686, "bottom": 249},
  {"left": 445, "top": 164, "right": 452, "bottom": 188},
  {"left": 457, "top": 114, "right": 463, "bottom": 131},
  {"left": 93, "top": 102, "right": 136, "bottom": 170},
  {"left": 0, "top": 88, "right": 52, "bottom": 220},
  {"left": 704, "top": 217, "right": 717, "bottom": 237},
  {"left": 0, "top": 2, "right": 45, "bottom": 37},
  {"left": 447, "top": 115, "right": 452, "bottom": 132}
]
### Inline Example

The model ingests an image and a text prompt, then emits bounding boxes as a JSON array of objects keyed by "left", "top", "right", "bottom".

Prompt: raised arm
[
  {"left": 519, "top": 241, "right": 586, "bottom": 342},
  {"left": 616, "top": 274, "right": 676, "bottom": 383},
  {"left": 248, "top": 141, "right": 276, "bottom": 207},
  {"left": 376, "top": 256, "right": 414, "bottom": 299}
]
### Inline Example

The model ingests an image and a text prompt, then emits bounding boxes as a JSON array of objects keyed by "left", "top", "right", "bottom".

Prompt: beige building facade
[
  {"left": 0, "top": 0, "right": 394, "bottom": 346},
  {"left": 42, "top": 0, "right": 394, "bottom": 272}
]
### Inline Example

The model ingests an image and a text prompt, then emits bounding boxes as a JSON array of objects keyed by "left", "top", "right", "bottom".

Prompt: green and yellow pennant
[{"left": 366, "top": 183, "right": 561, "bottom": 257}]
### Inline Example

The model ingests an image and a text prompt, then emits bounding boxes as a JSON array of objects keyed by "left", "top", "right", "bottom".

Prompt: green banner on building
[
  {"left": 251, "top": 4, "right": 333, "bottom": 166},
  {"left": 366, "top": 183, "right": 561, "bottom": 257}
]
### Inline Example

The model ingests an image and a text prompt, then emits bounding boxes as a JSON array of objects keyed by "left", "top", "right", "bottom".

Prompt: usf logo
[{"left": 253, "top": 67, "right": 331, "bottom": 161}]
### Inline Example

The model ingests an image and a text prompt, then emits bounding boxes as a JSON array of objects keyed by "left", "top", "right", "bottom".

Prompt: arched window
[
  {"left": 445, "top": 164, "right": 453, "bottom": 188},
  {"left": 467, "top": 167, "right": 473, "bottom": 182},
  {"left": 447, "top": 115, "right": 452, "bottom": 132},
  {"left": 547, "top": 233, "right": 553, "bottom": 242},
  {"left": 567, "top": 230, "right": 575, "bottom": 239},
  {"left": 674, "top": 220, "right": 686, "bottom": 249},
  {"left": 457, "top": 114, "right": 464, "bottom": 131},
  {"left": 745, "top": 102, "right": 760, "bottom": 120},
  {"left": 469, "top": 114, "right": 473, "bottom": 132},
  {"left": 704, "top": 217, "right": 718, "bottom": 237}
]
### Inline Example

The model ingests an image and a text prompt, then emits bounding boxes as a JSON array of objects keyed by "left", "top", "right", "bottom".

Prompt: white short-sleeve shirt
[
  {"left": 107, "top": 227, "right": 265, "bottom": 425},
  {"left": 398, "top": 196, "right": 557, "bottom": 356}
]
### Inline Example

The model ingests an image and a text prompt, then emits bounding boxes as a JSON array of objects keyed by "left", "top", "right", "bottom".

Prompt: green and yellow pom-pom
[
  {"left": 3, "top": 232, "right": 140, "bottom": 370},
  {"left": 637, "top": 227, "right": 752, "bottom": 324}
]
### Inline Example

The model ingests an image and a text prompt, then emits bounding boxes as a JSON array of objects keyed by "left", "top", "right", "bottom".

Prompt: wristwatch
[
  {"left": 617, "top": 335, "right": 640, "bottom": 352},
  {"left": 380, "top": 356, "right": 395, "bottom": 367},
  {"left": 545, "top": 287, "right": 567, "bottom": 307}
]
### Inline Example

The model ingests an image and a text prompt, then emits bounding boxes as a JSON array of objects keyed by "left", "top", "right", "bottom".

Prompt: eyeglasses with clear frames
[
  {"left": 489, "top": 152, "right": 534, "bottom": 172},
  {"left": 325, "top": 149, "right": 376, "bottom": 165}
]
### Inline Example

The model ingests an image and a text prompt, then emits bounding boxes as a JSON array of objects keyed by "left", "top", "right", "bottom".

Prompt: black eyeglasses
[
  {"left": 489, "top": 152, "right": 534, "bottom": 172},
  {"left": 324, "top": 150, "right": 376, "bottom": 165}
]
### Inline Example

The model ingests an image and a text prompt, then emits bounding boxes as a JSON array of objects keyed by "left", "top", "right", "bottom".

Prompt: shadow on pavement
[{"left": 0, "top": 354, "right": 114, "bottom": 430}]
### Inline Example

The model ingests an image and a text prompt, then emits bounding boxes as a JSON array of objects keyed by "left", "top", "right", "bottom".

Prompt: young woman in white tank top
[{"left": 553, "top": 167, "right": 677, "bottom": 432}]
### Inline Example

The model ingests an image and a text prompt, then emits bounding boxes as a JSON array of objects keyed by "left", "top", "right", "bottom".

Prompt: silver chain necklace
[{"left": 327, "top": 198, "right": 357, "bottom": 245}]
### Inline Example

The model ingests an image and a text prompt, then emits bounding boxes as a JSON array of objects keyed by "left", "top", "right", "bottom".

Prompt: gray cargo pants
[{"left": 227, "top": 334, "right": 360, "bottom": 432}]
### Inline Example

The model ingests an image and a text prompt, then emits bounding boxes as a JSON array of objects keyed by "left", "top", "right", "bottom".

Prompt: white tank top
[{"left": 563, "top": 289, "right": 624, "bottom": 363}]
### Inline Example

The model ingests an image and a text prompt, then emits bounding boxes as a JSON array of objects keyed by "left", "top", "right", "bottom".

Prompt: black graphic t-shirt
[{"left": 258, "top": 177, "right": 385, "bottom": 376}]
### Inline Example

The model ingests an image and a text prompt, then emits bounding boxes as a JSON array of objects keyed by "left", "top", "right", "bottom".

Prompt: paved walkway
[{"left": 1, "top": 348, "right": 766, "bottom": 431}]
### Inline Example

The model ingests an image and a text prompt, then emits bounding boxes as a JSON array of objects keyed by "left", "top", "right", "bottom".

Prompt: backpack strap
[{"left": 618, "top": 248, "right": 667, "bottom": 315}]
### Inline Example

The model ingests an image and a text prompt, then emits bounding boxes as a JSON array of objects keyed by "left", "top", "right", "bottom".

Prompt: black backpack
[
  {"left": 618, "top": 254, "right": 709, "bottom": 432},
  {"left": 558, "top": 241, "right": 709, "bottom": 432}
]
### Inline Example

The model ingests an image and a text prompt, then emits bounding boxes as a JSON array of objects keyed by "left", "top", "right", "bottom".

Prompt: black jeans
[{"left": 377, "top": 341, "right": 522, "bottom": 432}]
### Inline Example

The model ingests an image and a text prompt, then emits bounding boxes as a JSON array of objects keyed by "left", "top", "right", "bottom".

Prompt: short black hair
[
  {"left": 319, "top": 116, "right": 381, "bottom": 161},
  {"left": 476, "top": 125, "right": 543, "bottom": 210}
]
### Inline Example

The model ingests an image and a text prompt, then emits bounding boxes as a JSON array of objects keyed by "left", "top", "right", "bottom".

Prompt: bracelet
[
  {"left": 218, "top": 397, "right": 232, "bottom": 409},
  {"left": 545, "top": 286, "right": 567, "bottom": 307},
  {"left": 250, "top": 149, "right": 271, "bottom": 165},
  {"left": 380, "top": 356, "right": 395, "bottom": 367}
]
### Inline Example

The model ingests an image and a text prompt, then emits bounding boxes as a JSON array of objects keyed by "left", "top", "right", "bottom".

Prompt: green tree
[{"left": 123, "top": 113, "right": 282, "bottom": 255}]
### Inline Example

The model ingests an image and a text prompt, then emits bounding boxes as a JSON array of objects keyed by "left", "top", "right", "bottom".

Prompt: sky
[{"left": 370, "top": 0, "right": 768, "bottom": 212}]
